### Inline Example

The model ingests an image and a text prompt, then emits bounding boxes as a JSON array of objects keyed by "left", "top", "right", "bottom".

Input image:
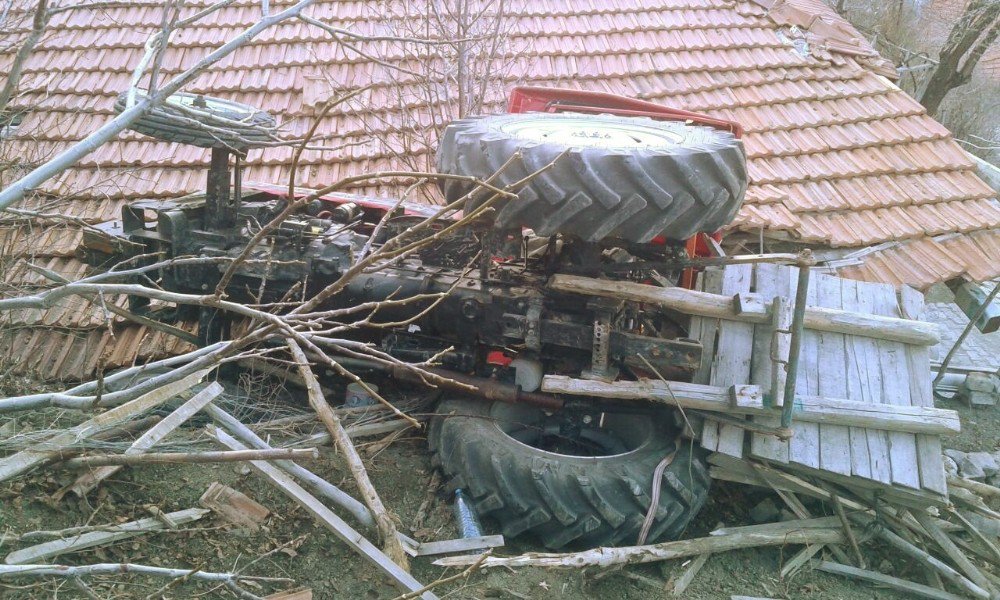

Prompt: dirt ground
[{"left": 0, "top": 374, "right": 996, "bottom": 599}]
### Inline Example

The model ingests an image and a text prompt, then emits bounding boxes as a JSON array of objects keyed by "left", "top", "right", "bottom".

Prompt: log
[
  {"left": 548, "top": 274, "right": 940, "bottom": 345},
  {"left": 66, "top": 382, "right": 224, "bottom": 497},
  {"left": 64, "top": 448, "right": 318, "bottom": 468},
  {"left": 0, "top": 369, "right": 209, "bottom": 482},
  {"left": 209, "top": 428, "right": 437, "bottom": 600},
  {"left": 542, "top": 376, "right": 960, "bottom": 435},
  {"left": 4, "top": 508, "right": 209, "bottom": 565},
  {"left": 812, "top": 561, "right": 966, "bottom": 600},
  {"left": 434, "top": 521, "right": 845, "bottom": 568},
  {"left": 947, "top": 474, "right": 1000, "bottom": 498}
]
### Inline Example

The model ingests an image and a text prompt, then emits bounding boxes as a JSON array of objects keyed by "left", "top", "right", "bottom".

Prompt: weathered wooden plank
[
  {"left": 839, "top": 278, "right": 873, "bottom": 480},
  {"left": 815, "top": 274, "right": 852, "bottom": 476},
  {"left": 67, "top": 382, "right": 225, "bottom": 497},
  {"left": 873, "top": 285, "right": 921, "bottom": 490},
  {"left": 899, "top": 286, "right": 948, "bottom": 497},
  {"left": 541, "top": 376, "right": 961, "bottom": 434},
  {"left": 853, "top": 282, "right": 892, "bottom": 484},
  {"left": 413, "top": 535, "right": 506, "bottom": 557},
  {"left": 712, "top": 264, "right": 754, "bottom": 457},
  {"left": 749, "top": 263, "right": 789, "bottom": 462},
  {"left": 691, "top": 269, "right": 724, "bottom": 450},
  {"left": 813, "top": 561, "right": 967, "bottom": 600},
  {"left": 789, "top": 268, "right": 821, "bottom": 470},
  {"left": 547, "top": 274, "right": 941, "bottom": 345}
]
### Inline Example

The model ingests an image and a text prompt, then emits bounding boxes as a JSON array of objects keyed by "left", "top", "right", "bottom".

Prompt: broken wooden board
[
  {"left": 0, "top": 370, "right": 209, "bottom": 483},
  {"left": 200, "top": 482, "right": 270, "bottom": 531}
]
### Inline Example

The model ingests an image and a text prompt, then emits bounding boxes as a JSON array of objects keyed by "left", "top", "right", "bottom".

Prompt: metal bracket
[{"left": 582, "top": 298, "right": 624, "bottom": 382}]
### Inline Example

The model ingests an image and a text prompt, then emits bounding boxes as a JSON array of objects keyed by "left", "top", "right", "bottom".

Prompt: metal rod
[{"left": 780, "top": 250, "right": 815, "bottom": 430}]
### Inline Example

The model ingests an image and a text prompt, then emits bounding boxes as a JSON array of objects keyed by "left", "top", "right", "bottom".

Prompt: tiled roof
[{"left": 1, "top": 0, "right": 998, "bottom": 378}]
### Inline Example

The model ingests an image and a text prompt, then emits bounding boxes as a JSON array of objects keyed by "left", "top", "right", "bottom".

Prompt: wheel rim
[{"left": 496, "top": 114, "right": 689, "bottom": 148}]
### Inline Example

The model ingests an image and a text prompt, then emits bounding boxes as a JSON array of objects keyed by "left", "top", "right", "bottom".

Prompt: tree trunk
[{"left": 919, "top": 0, "right": 1000, "bottom": 116}]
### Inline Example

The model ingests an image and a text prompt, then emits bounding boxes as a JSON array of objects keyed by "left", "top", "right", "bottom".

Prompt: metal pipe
[
  {"left": 329, "top": 355, "right": 566, "bottom": 411},
  {"left": 780, "top": 250, "right": 815, "bottom": 430}
]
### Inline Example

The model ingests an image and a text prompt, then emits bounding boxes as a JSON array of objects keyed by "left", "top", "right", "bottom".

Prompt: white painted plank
[
  {"left": 840, "top": 278, "right": 873, "bottom": 480},
  {"left": 872, "top": 286, "right": 921, "bottom": 490},
  {"left": 749, "top": 264, "right": 789, "bottom": 463},
  {"left": 789, "top": 267, "right": 821, "bottom": 470},
  {"left": 815, "top": 274, "right": 852, "bottom": 476},
  {"left": 712, "top": 264, "right": 755, "bottom": 458},
  {"left": 899, "top": 286, "right": 948, "bottom": 496},
  {"left": 854, "top": 282, "right": 892, "bottom": 484}
]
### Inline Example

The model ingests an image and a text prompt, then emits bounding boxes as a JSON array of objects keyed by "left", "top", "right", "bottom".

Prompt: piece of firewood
[{"left": 200, "top": 482, "right": 270, "bottom": 531}]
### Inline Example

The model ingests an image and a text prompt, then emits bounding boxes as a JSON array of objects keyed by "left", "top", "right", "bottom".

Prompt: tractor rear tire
[
  {"left": 436, "top": 113, "right": 746, "bottom": 243},
  {"left": 115, "top": 90, "right": 276, "bottom": 149},
  {"left": 427, "top": 397, "right": 711, "bottom": 549}
]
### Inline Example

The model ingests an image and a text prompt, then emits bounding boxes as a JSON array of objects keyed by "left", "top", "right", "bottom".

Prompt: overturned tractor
[{"left": 83, "top": 87, "right": 747, "bottom": 549}]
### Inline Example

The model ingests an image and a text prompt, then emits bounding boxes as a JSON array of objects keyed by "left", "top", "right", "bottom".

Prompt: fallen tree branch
[
  {"left": 0, "top": 562, "right": 291, "bottom": 585},
  {"left": 434, "top": 521, "right": 847, "bottom": 569},
  {"left": 286, "top": 339, "right": 410, "bottom": 570},
  {"left": 62, "top": 448, "right": 319, "bottom": 468},
  {"left": 204, "top": 402, "right": 375, "bottom": 529}
]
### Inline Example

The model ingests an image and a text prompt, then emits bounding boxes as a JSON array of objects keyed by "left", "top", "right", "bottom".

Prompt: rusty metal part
[{"left": 332, "top": 355, "right": 565, "bottom": 411}]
